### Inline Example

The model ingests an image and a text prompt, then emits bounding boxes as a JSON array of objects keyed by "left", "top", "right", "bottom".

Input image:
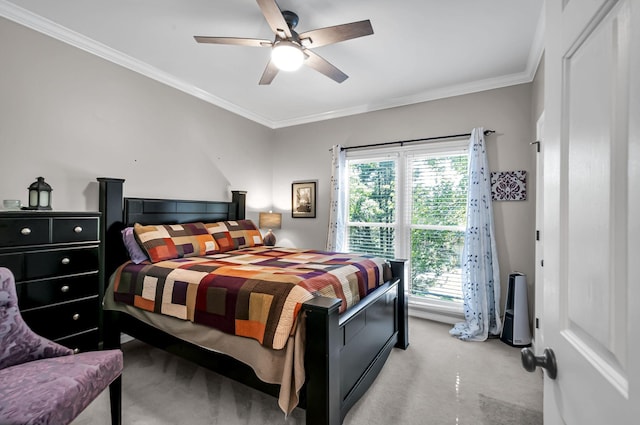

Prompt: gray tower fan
[{"left": 500, "top": 272, "right": 532, "bottom": 347}]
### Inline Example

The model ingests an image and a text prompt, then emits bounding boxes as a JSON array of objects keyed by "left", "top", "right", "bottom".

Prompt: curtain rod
[{"left": 340, "top": 129, "right": 495, "bottom": 152}]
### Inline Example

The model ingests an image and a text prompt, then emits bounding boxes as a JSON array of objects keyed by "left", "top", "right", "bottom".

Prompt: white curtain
[
  {"left": 450, "top": 128, "right": 502, "bottom": 341},
  {"left": 326, "top": 145, "right": 347, "bottom": 252}
]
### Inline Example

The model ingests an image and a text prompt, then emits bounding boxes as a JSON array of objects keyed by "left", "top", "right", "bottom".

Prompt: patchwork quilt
[{"left": 112, "top": 246, "right": 390, "bottom": 349}]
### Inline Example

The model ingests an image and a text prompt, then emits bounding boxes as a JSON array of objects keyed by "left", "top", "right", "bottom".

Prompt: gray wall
[
  {"left": 273, "top": 84, "right": 537, "bottom": 311},
  {"left": 1, "top": 16, "right": 538, "bottom": 317},
  {"left": 0, "top": 17, "right": 274, "bottom": 221},
  {"left": 532, "top": 53, "right": 545, "bottom": 123}
]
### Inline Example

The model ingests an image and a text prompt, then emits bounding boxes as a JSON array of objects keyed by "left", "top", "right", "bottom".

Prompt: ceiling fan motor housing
[{"left": 282, "top": 11, "right": 299, "bottom": 29}]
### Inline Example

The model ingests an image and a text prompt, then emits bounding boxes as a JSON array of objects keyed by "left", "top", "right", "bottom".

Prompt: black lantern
[{"left": 27, "top": 177, "right": 52, "bottom": 210}]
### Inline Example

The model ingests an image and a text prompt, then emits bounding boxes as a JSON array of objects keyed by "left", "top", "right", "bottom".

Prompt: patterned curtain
[
  {"left": 450, "top": 128, "right": 502, "bottom": 341},
  {"left": 326, "top": 145, "right": 347, "bottom": 251}
]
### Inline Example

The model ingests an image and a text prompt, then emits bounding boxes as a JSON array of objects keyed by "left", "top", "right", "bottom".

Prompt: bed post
[
  {"left": 303, "top": 297, "right": 342, "bottom": 425},
  {"left": 97, "top": 177, "right": 125, "bottom": 349},
  {"left": 390, "top": 259, "right": 409, "bottom": 349},
  {"left": 97, "top": 178, "right": 126, "bottom": 281},
  {"left": 231, "top": 190, "right": 246, "bottom": 220}
]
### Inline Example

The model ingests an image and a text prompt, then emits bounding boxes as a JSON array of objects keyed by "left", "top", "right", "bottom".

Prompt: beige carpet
[{"left": 73, "top": 318, "right": 542, "bottom": 424}]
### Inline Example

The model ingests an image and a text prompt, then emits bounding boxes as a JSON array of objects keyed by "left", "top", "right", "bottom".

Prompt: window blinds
[
  {"left": 347, "top": 158, "right": 396, "bottom": 259},
  {"left": 407, "top": 152, "right": 468, "bottom": 301},
  {"left": 344, "top": 145, "right": 469, "bottom": 302}
]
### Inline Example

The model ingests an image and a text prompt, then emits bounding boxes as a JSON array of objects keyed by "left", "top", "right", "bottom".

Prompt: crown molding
[
  {"left": 271, "top": 10, "right": 546, "bottom": 129},
  {"left": 526, "top": 2, "right": 546, "bottom": 78},
  {"left": 0, "top": 0, "right": 277, "bottom": 128},
  {"left": 1, "top": 0, "right": 545, "bottom": 130},
  {"left": 271, "top": 70, "right": 536, "bottom": 129}
]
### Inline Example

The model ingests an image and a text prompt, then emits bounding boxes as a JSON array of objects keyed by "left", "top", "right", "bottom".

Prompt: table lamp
[{"left": 259, "top": 211, "right": 282, "bottom": 246}]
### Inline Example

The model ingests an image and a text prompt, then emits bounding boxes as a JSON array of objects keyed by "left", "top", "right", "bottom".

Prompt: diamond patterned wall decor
[{"left": 490, "top": 170, "right": 527, "bottom": 201}]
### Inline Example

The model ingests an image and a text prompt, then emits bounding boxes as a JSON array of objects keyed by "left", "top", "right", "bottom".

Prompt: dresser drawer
[
  {"left": 56, "top": 329, "right": 100, "bottom": 353},
  {"left": 53, "top": 217, "right": 99, "bottom": 244},
  {"left": 0, "top": 218, "right": 50, "bottom": 247},
  {"left": 1, "top": 211, "right": 103, "bottom": 347},
  {"left": 17, "top": 273, "right": 99, "bottom": 310},
  {"left": 24, "top": 246, "right": 99, "bottom": 280},
  {"left": 0, "top": 253, "right": 24, "bottom": 280},
  {"left": 23, "top": 297, "right": 99, "bottom": 340}
]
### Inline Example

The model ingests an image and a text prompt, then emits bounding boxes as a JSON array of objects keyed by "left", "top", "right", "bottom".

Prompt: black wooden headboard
[
  {"left": 97, "top": 178, "right": 247, "bottom": 303},
  {"left": 123, "top": 197, "right": 242, "bottom": 226}
]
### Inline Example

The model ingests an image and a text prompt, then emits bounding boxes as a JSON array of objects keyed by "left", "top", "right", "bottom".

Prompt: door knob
[{"left": 521, "top": 347, "right": 557, "bottom": 380}]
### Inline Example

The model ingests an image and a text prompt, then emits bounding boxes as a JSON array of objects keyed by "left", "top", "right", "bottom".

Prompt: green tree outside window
[{"left": 346, "top": 152, "right": 468, "bottom": 302}]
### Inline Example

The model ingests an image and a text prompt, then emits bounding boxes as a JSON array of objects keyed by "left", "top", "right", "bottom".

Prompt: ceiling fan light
[{"left": 271, "top": 41, "right": 304, "bottom": 71}]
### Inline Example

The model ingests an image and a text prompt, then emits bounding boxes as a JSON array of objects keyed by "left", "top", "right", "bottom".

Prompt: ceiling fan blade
[
  {"left": 194, "top": 36, "right": 272, "bottom": 47},
  {"left": 259, "top": 59, "right": 279, "bottom": 85},
  {"left": 256, "top": 0, "right": 292, "bottom": 39},
  {"left": 304, "top": 50, "right": 348, "bottom": 83},
  {"left": 298, "top": 20, "right": 373, "bottom": 48}
]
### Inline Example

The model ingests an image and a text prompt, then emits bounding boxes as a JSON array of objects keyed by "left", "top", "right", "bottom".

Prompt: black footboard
[{"left": 303, "top": 260, "right": 407, "bottom": 425}]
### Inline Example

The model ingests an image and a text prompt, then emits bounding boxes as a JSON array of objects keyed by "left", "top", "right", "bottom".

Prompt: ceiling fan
[{"left": 194, "top": 0, "right": 374, "bottom": 85}]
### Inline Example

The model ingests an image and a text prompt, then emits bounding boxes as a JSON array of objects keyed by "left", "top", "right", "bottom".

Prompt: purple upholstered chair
[{"left": 0, "top": 267, "right": 123, "bottom": 425}]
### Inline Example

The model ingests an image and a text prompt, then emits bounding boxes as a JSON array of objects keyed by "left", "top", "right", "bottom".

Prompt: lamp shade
[
  {"left": 259, "top": 212, "right": 282, "bottom": 229},
  {"left": 259, "top": 212, "right": 281, "bottom": 247}
]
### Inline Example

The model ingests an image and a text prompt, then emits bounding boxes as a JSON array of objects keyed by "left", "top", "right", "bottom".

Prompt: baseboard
[
  {"left": 120, "top": 333, "right": 134, "bottom": 344},
  {"left": 408, "top": 299, "right": 464, "bottom": 325}
]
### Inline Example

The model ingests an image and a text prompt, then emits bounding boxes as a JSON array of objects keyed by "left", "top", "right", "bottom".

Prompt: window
[
  {"left": 407, "top": 152, "right": 468, "bottom": 302},
  {"left": 347, "top": 157, "right": 397, "bottom": 259},
  {"left": 344, "top": 143, "right": 468, "bottom": 307}
]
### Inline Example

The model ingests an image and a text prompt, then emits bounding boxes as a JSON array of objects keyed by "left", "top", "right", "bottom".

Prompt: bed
[{"left": 97, "top": 177, "right": 408, "bottom": 425}]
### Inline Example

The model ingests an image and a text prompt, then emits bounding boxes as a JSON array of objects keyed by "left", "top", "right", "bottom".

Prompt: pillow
[
  {"left": 205, "top": 220, "right": 263, "bottom": 253},
  {"left": 121, "top": 227, "right": 149, "bottom": 264},
  {"left": 133, "top": 222, "right": 219, "bottom": 263}
]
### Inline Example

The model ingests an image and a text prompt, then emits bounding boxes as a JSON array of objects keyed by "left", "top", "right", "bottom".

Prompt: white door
[{"left": 543, "top": 0, "right": 640, "bottom": 424}]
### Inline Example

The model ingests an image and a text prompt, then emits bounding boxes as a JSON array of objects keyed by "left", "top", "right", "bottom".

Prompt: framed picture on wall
[{"left": 292, "top": 181, "right": 316, "bottom": 218}]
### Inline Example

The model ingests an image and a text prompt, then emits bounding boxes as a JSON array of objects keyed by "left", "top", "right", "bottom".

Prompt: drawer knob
[
  {"left": 72, "top": 313, "right": 80, "bottom": 321},
  {"left": 60, "top": 285, "right": 70, "bottom": 293},
  {"left": 73, "top": 348, "right": 80, "bottom": 354},
  {"left": 20, "top": 227, "right": 31, "bottom": 235},
  {"left": 74, "top": 226, "right": 83, "bottom": 233},
  {"left": 61, "top": 257, "right": 70, "bottom": 265}
]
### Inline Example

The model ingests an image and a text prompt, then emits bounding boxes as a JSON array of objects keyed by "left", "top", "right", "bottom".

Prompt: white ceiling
[{"left": 1, "top": 0, "right": 544, "bottom": 129}]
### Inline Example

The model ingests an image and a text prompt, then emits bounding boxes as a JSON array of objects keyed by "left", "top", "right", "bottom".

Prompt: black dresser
[{"left": 0, "top": 211, "right": 101, "bottom": 353}]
